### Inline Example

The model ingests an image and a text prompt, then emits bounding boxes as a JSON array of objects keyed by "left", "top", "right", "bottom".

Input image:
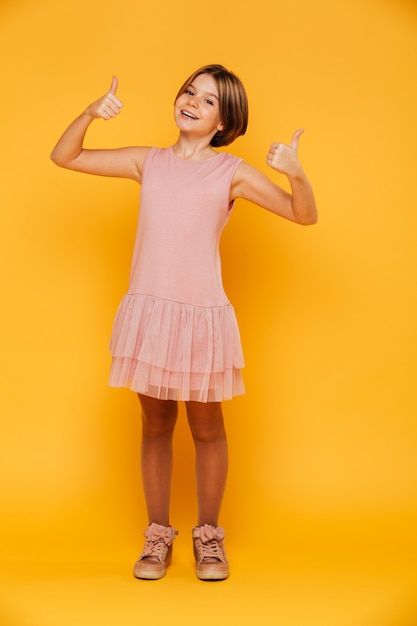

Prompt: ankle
[
  {"left": 193, "top": 523, "right": 225, "bottom": 541},
  {"left": 145, "top": 522, "right": 178, "bottom": 544}
]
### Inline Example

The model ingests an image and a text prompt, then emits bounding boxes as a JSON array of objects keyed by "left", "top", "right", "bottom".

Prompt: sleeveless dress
[{"left": 108, "top": 146, "right": 245, "bottom": 402}]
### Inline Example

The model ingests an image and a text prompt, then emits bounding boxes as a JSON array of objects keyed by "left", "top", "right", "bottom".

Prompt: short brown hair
[{"left": 174, "top": 64, "right": 248, "bottom": 147}]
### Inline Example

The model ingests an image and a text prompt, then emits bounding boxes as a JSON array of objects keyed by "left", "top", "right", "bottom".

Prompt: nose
[{"left": 187, "top": 93, "right": 198, "bottom": 108}]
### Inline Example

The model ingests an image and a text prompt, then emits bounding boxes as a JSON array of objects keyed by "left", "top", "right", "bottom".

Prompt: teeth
[{"left": 182, "top": 111, "right": 197, "bottom": 120}]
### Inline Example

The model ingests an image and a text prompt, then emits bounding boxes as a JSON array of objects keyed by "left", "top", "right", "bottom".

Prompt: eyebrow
[{"left": 188, "top": 83, "right": 219, "bottom": 99}]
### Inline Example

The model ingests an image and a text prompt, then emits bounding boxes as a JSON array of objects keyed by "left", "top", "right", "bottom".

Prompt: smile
[{"left": 181, "top": 110, "right": 198, "bottom": 120}]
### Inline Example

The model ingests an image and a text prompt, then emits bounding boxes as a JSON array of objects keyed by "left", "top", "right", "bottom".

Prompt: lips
[{"left": 181, "top": 110, "right": 198, "bottom": 120}]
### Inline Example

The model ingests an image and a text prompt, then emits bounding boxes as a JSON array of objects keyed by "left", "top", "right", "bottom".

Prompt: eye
[
  {"left": 205, "top": 99, "right": 214, "bottom": 106},
  {"left": 185, "top": 89, "right": 194, "bottom": 96}
]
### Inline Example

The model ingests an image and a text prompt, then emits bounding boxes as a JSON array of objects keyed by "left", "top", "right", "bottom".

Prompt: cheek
[
  {"left": 174, "top": 95, "right": 185, "bottom": 109},
  {"left": 175, "top": 93, "right": 189, "bottom": 104}
]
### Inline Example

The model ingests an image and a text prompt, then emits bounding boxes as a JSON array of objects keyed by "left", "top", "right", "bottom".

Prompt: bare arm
[
  {"left": 50, "top": 77, "right": 149, "bottom": 182},
  {"left": 231, "top": 129, "right": 318, "bottom": 225}
]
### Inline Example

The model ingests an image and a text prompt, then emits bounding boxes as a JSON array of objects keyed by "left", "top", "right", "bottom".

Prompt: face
[{"left": 174, "top": 73, "right": 224, "bottom": 139}]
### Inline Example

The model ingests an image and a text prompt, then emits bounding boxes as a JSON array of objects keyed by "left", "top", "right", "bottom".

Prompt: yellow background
[{"left": 1, "top": 0, "right": 416, "bottom": 624}]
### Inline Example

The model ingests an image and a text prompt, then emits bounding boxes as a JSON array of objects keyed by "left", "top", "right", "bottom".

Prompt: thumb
[
  {"left": 290, "top": 128, "right": 304, "bottom": 150},
  {"left": 109, "top": 75, "right": 118, "bottom": 95}
]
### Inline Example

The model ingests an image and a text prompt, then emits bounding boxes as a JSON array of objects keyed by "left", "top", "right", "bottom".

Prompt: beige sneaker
[
  {"left": 192, "top": 524, "right": 229, "bottom": 580},
  {"left": 133, "top": 522, "right": 178, "bottom": 580}
]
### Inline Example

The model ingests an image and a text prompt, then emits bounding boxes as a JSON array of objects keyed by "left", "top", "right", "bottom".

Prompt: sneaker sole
[
  {"left": 133, "top": 567, "right": 167, "bottom": 580},
  {"left": 196, "top": 569, "right": 229, "bottom": 581}
]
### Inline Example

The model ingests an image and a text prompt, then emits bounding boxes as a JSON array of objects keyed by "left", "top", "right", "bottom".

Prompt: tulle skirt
[{"left": 108, "top": 293, "right": 245, "bottom": 402}]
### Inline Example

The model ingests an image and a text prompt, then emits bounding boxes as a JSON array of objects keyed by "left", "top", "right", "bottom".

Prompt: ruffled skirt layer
[{"left": 109, "top": 294, "right": 245, "bottom": 402}]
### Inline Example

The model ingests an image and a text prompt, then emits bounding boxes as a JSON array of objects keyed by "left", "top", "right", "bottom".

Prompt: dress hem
[{"left": 108, "top": 355, "right": 245, "bottom": 403}]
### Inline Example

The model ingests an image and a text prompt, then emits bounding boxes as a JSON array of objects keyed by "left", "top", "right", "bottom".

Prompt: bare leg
[
  {"left": 138, "top": 394, "right": 178, "bottom": 526},
  {"left": 185, "top": 401, "right": 228, "bottom": 526}
]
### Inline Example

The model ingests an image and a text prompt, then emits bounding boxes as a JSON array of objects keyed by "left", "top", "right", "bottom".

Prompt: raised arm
[
  {"left": 50, "top": 77, "right": 149, "bottom": 181},
  {"left": 231, "top": 129, "right": 318, "bottom": 225}
]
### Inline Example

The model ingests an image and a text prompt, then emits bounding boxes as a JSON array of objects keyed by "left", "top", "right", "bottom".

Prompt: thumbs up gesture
[
  {"left": 266, "top": 129, "right": 305, "bottom": 177},
  {"left": 85, "top": 76, "right": 123, "bottom": 120}
]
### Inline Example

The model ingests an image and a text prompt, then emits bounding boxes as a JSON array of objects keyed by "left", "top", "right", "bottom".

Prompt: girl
[{"left": 51, "top": 64, "right": 317, "bottom": 581}]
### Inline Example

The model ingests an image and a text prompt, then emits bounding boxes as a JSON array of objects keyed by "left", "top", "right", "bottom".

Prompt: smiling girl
[{"left": 51, "top": 64, "right": 317, "bottom": 581}]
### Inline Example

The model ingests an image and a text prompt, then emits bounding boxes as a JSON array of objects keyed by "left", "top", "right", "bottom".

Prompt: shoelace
[
  {"left": 141, "top": 540, "right": 168, "bottom": 562},
  {"left": 195, "top": 538, "right": 225, "bottom": 562}
]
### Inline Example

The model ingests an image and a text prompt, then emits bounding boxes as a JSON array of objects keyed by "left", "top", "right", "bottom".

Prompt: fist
[
  {"left": 86, "top": 76, "right": 123, "bottom": 120},
  {"left": 266, "top": 129, "right": 304, "bottom": 177}
]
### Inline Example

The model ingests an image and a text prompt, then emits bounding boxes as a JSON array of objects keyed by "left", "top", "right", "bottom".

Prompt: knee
[
  {"left": 140, "top": 396, "right": 178, "bottom": 438},
  {"left": 191, "top": 423, "right": 226, "bottom": 445},
  {"left": 142, "top": 412, "right": 177, "bottom": 439},
  {"left": 186, "top": 403, "right": 226, "bottom": 444}
]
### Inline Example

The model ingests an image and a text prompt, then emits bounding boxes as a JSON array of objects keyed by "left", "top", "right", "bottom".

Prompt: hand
[
  {"left": 85, "top": 76, "right": 123, "bottom": 120},
  {"left": 266, "top": 129, "right": 305, "bottom": 177}
]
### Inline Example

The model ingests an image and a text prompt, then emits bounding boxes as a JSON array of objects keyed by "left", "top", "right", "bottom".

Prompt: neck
[{"left": 172, "top": 135, "right": 218, "bottom": 161}]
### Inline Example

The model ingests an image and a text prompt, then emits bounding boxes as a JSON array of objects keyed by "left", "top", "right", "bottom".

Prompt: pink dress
[{"left": 108, "top": 146, "right": 245, "bottom": 402}]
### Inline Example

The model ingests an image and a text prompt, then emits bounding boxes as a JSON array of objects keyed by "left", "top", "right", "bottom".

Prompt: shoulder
[
  {"left": 118, "top": 146, "right": 163, "bottom": 183},
  {"left": 213, "top": 151, "right": 243, "bottom": 178},
  {"left": 131, "top": 146, "right": 153, "bottom": 180},
  {"left": 218, "top": 151, "right": 242, "bottom": 168}
]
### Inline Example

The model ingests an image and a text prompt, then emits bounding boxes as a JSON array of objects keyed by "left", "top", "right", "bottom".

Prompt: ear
[{"left": 217, "top": 121, "right": 224, "bottom": 131}]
